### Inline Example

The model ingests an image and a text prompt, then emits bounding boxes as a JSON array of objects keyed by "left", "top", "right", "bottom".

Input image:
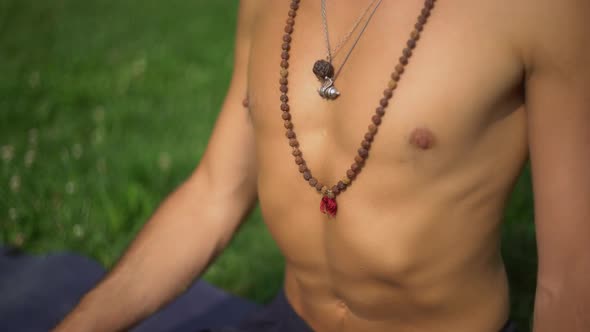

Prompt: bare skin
[
  {"left": 248, "top": 1, "right": 523, "bottom": 331},
  {"left": 54, "top": 0, "right": 590, "bottom": 331}
]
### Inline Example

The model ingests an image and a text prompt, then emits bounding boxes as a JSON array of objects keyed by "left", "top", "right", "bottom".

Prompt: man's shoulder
[{"left": 506, "top": 0, "right": 589, "bottom": 71}]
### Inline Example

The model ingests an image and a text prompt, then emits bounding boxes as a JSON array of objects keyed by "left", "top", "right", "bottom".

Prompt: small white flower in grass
[
  {"left": 158, "top": 152, "right": 171, "bottom": 172},
  {"left": 65, "top": 181, "right": 76, "bottom": 195},
  {"left": 28, "top": 71, "right": 40, "bottom": 88},
  {"left": 8, "top": 208, "right": 17, "bottom": 221},
  {"left": 93, "top": 106, "right": 105, "bottom": 123},
  {"left": 13, "top": 233, "right": 25, "bottom": 247},
  {"left": 61, "top": 148, "right": 70, "bottom": 163},
  {"left": 131, "top": 57, "right": 147, "bottom": 77},
  {"left": 1, "top": 145, "right": 14, "bottom": 163},
  {"left": 72, "top": 224, "right": 84, "bottom": 238},
  {"left": 24, "top": 150, "right": 36, "bottom": 168},
  {"left": 93, "top": 129, "right": 104, "bottom": 145},
  {"left": 10, "top": 175, "right": 20, "bottom": 193},
  {"left": 28, "top": 128, "right": 38, "bottom": 146},
  {"left": 72, "top": 144, "right": 83, "bottom": 160},
  {"left": 97, "top": 158, "right": 107, "bottom": 174}
]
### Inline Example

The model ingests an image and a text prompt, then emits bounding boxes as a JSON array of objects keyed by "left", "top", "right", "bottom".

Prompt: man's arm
[
  {"left": 53, "top": 1, "right": 260, "bottom": 331},
  {"left": 520, "top": 0, "right": 590, "bottom": 330}
]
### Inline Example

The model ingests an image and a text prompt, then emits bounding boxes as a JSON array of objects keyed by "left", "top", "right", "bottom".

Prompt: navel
[{"left": 409, "top": 127, "right": 435, "bottom": 150}]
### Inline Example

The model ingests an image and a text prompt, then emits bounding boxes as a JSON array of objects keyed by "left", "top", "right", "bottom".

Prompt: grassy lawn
[{"left": 0, "top": 0, "right": 536, "bottom": 330}]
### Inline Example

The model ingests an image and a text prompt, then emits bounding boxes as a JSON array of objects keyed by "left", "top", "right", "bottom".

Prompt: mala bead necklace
[
  {"left": 280, "top": 0, "right": 436, "bottom": 217},
  {"left": 313, "top": 0, "right": 383, "bottom": 100}
]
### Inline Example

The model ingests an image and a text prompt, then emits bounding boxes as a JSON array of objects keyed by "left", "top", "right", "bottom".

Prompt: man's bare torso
[{"left": 246, "top": 1, "right": 527, "bottom": 331}]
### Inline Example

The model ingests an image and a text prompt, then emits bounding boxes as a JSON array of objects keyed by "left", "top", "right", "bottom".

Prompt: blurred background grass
[{"left": 0, "top": 0, "right": 536, "bottom": 330}]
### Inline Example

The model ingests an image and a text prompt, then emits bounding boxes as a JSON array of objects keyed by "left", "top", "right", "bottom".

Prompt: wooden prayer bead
[
  {"left": 342, "top": 178, "right": 351, "bottom": 185},
  {"left": 289, "top": 138, "right": 299, "bottom": 147},
  {"left": 332, "top": 185, "right": 340, "bottom": 195},
  {"left": 418, "top": 15, "right": 427, "bottom": 25},
  {"left": 403, "top": 48, "right": 412, "bottom": 57},
  {"left": 361, "top": 140, "right": 371, "bottom": 149},
  {"left": 391, "top": 71, "right": 400, "bottom": 81},
  {"left": 372, "top": 115, "right": 382, "bottom": 125},
  {"left": 280, "top": 94, "right": 288, "bottom": 102},
  {"left": 358, "top": 148, "right": 369, "bottom": 158},
  {"left": 364, "top": 132, "right": 374, "bottom": 142},
  {"left": 388, "top": 80, "right": 398, "bottom": 90},
  {"left": 321, "top": 186, "right": 328, "bottom": 194},
  {"left": 383, "top": 88, "right": 393, "bottom": 98},
  {"left": 399, "top": 55, "right": 409, "bottom": 65},
  {"left": 295, "top": 156, "right": 304, "bottom": 164},
  {"left": 303, "top": 171, "right": 311, "bottom": 180},
  {"left": 368, "top": 124, "right": 378, "bottom": 134},
  {"left": 414, "top": 21, "right": 424, "bottom": 31},
  {"left": 284, "top": 120, "right": 292, "bottom": 129},
  {"left": 282, "top": 42, "right": 290, "bottom": 51},
  {"left": 351, "top": 162, "right": 361, "bottom": 172},
  {"left": 281, "top": 51, "right": 290, "bottom": 60},
  {"left": 379, "top": 98, "right": 388, "bottom": 107},
  {"left": 284, "top": 25, "right": 294, "bottom": 34},
  {"left": 395, "top": 64, "right": 405, "bottom": 74},
  {"left": 280, "top": 78, "right": 288, "bottom": 85},
  {"left": 346, "top": 169, "right": 356, "bottom": 179},
  {"left": 280, "top": 84, "right": 288, "bottom": 93},
  {"left": 282, "top": 112, "right": 290, "bottom": 120},
  {"left": 337, "top": 181, "right": 346, "bottom": 190},
  {"left": 281, "top": 60, "right": 289, "bottom": 68},
  {"left": 315, "top": 182, "right": 324, "bottom": 191},
  {"left": 376, "top": 106, "right": 386, "bottom": 116},
  {"left": 298, "top": 164, "right": 307, "bottom": 173},
  {"left": 309, "top": 178, "right": 318, "bottom": 186},
  {"left": 280, "top": 68, "right": 288, "bottom": 77},
  {"left": 283, "top": 34, "right": 292, "bottom": 43},
  {"left": 354, "top": 155, "right": 365, "bottom": 164},
  {"left": 407, "top": 39, "right": 417, "bottom": 49},
  {"left": 292, "top": 148, "right": 301, "bottom": 156},
  {"left": 281, "top": 103, "right": 290, "bottom": 111},
  {"left": 286, "top": 129, "right": 295, "bottom": 138},
  {"left": 288, "top": 10, "right": 296, "bottom": 18},
  {"left": 290, "top": 2, "right": 299, "bottom": 10},
  {"left": 287, "top": 18, "right": 295, "bottom": 25}
]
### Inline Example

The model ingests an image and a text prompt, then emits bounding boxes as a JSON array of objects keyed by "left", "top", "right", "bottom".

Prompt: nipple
[{"left": 409, "top": 127, "right": 435, "bottom": 150}]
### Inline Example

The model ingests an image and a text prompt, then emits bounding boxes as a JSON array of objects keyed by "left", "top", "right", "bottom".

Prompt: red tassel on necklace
[{"left": 320, "top": 196, "right": 338, "bottom": 217}]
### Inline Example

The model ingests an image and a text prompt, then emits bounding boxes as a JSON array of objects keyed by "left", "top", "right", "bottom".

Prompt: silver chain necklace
[
  {"left": 313, "top": 0, "right": 384, "bottom": 100},
  {"left": 322, "top": 0, "right": 381, "bottom": 61}
]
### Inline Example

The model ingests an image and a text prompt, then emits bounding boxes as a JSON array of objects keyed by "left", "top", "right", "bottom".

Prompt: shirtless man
[{"left": 54, "top": 0, "right": 590, "bottom": 331}]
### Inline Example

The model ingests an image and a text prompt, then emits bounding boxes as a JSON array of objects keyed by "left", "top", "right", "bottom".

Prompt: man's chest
[{"left": 246, "top": 0, "right": 524, "bottom": 142}]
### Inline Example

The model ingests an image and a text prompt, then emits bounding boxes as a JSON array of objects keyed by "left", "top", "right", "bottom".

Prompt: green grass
[{"left": 0, "top": 0, "right": 535, "bottom": 330}]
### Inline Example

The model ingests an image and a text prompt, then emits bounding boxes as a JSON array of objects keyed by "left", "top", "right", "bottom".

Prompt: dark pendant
[{"left": 313, "top": 59, "right": 334, "bottom": 80}]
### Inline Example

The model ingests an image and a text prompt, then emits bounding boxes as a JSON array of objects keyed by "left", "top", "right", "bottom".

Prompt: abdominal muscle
[{"left": 256, "top": 153, "right": 514, "bottom": 332}]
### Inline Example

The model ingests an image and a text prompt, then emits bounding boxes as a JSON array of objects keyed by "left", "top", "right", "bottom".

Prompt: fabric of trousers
[{"left": 201, "top": 289, "right": 519, "bottom": 332}]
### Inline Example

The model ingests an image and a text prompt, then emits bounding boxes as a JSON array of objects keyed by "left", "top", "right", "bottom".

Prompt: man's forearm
[
  {"left": 533, "top": 272, "right": 590, "bottom": 332},
  {"left": 53, "top": 170, "right": 253, "bottom": 331}
]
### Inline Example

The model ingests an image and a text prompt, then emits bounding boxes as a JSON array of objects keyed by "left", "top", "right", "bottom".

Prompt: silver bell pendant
[{"left": 318, "top": 77, "right": 340, "bottom": 100}]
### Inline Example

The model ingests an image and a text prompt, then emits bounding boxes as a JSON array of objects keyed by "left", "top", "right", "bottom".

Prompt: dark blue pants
[{"left": 0, "top": 247, "right": 518, "bottom": 332}]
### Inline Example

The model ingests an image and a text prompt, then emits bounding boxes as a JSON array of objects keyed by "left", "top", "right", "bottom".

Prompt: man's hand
[
  {"left": 520, "top": 0, "right": 590, "bottom": 330},
  {"left": 53, "top": 1, "right": 261, "bottom": 331}
]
